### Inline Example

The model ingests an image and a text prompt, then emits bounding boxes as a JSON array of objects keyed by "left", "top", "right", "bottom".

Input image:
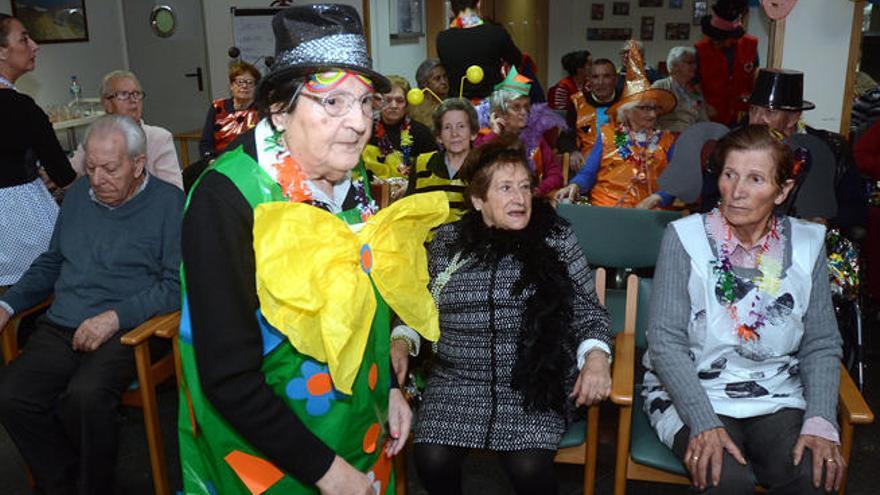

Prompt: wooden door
[{"left": 492, "top": 0, "right": 549, "bottom": 88}]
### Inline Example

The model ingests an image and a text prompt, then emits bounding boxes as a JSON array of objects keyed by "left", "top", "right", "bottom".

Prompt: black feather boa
[{"left": 453, "top": 200, "right": 576, "bottom": 414}]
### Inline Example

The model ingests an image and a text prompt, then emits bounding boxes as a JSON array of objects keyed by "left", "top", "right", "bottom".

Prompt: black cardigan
[
  {"left": 437, "top": 23, "right": 522, "bottom": 99},
  {"left": 1, "top": 89, "right": 75, "bottom": 188}
]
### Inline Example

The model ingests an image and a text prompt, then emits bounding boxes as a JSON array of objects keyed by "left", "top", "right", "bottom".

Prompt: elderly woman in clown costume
[
  {"left": 556, "top": 43, "right": 677, "bottom": 209},
  {"left": 178, "top": 5, "right": 446, "bottom": 494}
]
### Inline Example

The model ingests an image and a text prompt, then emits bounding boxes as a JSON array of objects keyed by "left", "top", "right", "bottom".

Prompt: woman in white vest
[{"left": 643, "top": 125, "right": 844, "bottom": 494}]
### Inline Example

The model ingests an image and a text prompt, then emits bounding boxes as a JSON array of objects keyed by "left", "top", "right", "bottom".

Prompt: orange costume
[{"left": 588, "top": 124, "right": 675, "bottom": 207}]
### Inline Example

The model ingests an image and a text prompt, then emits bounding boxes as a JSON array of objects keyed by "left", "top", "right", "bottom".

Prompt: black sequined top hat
[
  {"left": 262, "top": 4, "right": 390, "bottom": 92},
  {"left": 747, "top": 68, "right": 815, "bottom": 112},
  {"left": 701, "top": 0, "right": 748, "bottom": 40}
]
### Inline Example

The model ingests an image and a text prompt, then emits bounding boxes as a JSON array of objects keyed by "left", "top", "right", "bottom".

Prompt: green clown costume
[{"left": 178, "top": 113, "right": 446, "bottom": 493}]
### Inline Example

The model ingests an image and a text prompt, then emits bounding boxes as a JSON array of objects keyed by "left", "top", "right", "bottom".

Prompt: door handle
[{"left": 184, "top": 67, "right": 204, "bottom": 92}]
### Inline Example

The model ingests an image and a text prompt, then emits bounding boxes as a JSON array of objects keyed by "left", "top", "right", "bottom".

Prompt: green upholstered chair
[{"left": 554, "top": 204, "right": 680, "bottom": 495}]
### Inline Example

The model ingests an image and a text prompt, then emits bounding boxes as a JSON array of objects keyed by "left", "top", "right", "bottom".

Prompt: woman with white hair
[
  {"left": 477, "top": 67, "right": 565, "bottom": 198},
  {"left": 557, "top": 44, "right": 677, "bottom": 209},
  {"left": 652, "top": 46, "right": 710, "bottom": 133}
]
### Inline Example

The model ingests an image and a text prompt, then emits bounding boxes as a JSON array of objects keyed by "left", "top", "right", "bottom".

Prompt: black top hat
[
  {"left": 262, "top": 4, "right": 390, "bottom": 92},
  {"left": 747, "top": 69, "right": 815, "bottom": 112}
]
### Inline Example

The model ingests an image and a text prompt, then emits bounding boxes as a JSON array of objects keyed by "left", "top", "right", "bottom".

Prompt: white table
[{"left": 52, "top": 112, "right": 105, "bottom": 150}]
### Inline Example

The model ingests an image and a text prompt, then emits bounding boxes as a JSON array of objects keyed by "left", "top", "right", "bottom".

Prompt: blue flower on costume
[{"left": 286, "top": 361, "right": 343, "bottom": 416}]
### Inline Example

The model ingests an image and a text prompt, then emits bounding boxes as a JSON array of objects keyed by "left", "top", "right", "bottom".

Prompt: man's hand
[
  {"left": 385, "top": 388, "right": 412, "bottom": 458},
  {"left": 683, "top": 427, "right": 747, "bottom": 491},
  {"left": 71, "top": 310, "right": 120, "bottom": 352},
  {"left": 315, "top": 455, "right": 374, "bottom": 495},
  {"left": 570, "top": 350, "right": 611, "bottom": 407},
  {"left": 793, "top": 434, "right": 846, "bottom": 492},
  {"left": 390, "top": 339, "right": 409, "bottom": 387}
]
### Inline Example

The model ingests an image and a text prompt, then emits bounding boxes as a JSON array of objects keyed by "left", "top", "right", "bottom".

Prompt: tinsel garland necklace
[
  {"left": 450, "top": 12, "right": 484, "bottom": 29},
  {"left": 266, "top": 127, "right": 378, "bottom": 221},
  {"left": 707, "top": 209, "right": 783, "bottom": 343},
  {"left": 374, "top": 117, "right": 413, "bottom": 176},
  {"left": 612, "top": 124, "right": 662, "bottom": 207},
  {"left": 266, "top": 128, "right": 313, "bottom": 203}
]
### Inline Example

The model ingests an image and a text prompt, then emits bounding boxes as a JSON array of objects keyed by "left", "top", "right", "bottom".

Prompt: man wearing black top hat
[{"left": 702, "top": 69, "right": 866, "bottom": 232}]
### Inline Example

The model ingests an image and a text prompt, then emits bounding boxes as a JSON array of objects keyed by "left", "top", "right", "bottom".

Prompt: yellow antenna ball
[
  {"left": 406, "top": 88, "right": 425, "bottom": 106},
  {"left": 466, "top": 65, "right": 484, "bottom": 84}
]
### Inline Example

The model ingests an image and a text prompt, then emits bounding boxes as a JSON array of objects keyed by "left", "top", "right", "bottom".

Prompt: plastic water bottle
[{"left": 68, "top": 75, "right": 81, "bottom": 104}]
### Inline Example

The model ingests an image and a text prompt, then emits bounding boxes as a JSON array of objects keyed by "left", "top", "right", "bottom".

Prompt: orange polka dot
[
  {"left": 306, "top": 372, "right": 332, "bottom": 396},
  {"left": 360, "top": 244, "right": 373, "bottom": 273},
  {"left": 368, "top": 363, "right": 378, "bottom": 390},
  {"left": 362, "top": 422, "right": 381, "bottom": 454}
]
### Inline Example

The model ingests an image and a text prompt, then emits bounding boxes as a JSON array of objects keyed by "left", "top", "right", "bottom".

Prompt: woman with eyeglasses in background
[
  {"left": 68, "top": 70, "right": 183, "bottom": 189},
  {"left": 0, "top": 13, "right": 75, "bottom": 290},
  {"left": 362, "top": 74, "right": 437, "bottom": 182},
  {"left": 198, "top": 61, "right": 261, "bottom": 160}
]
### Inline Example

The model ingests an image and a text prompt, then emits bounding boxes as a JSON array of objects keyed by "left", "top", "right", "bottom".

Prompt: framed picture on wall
[
  {"left": 640, "top": 16, "right": 655, "bottom": 41},
  {"left": 11, "top": 0, "right": 89, "bottom": 43},
  {"left": 389, "top": 0, "right": 424, "bottom": 38},
  {"left": 638, "top": 0, "right": 663, "bottom": 7},
  {"left": 587, "top": 28, "right": 633, "bottom": 41},
  {"left": 612, "top": 2, "right": 630, "bottom": 16},
  {"left": 693, "top": 0, "right": 709, "bottom": 25},
  {"left": 665, "top": 22, "right": 691, "bottom": 40},
  {"left": 669, "top": 0, "right": 684, "bottom": 8},
  {"left": 591, "top": 3, "right": 605, "bottom": 21}
]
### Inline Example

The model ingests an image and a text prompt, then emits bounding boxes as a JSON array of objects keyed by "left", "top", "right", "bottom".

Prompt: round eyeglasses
[{"left": 299, "top": 91, "right": 381, "bottom": 118}]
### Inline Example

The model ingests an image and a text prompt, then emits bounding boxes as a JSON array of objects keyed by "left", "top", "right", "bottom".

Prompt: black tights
[{"left": 414, "top": 443, "right": 558, "bottom": 495}]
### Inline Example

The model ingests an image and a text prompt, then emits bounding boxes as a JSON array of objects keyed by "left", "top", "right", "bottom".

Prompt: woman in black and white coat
[{"left": 392, "top": 136, "right": 612, "bottom": 494}]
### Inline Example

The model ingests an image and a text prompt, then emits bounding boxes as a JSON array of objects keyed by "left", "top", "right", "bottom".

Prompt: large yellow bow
[{"left": 253, "top": 192, "right": 448, "bottom": 393}]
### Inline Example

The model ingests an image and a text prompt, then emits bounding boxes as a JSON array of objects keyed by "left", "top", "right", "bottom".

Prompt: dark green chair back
[{"left": 556, "top": 204, "right": 681, "bottom": 269}]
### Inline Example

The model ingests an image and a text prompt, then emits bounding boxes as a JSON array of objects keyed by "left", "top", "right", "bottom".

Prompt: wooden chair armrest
[
  {"left": 611, "top": 332, "right": 635, "bottom": 406},
  {"left": 838, "top": 363, "right": 874, "bottom": 425},
  {"left": 7, "top": 297, "right": 53, "bottom": 323},
  {"left": 120, "top": 312, "right": 181, "bottom": 347}
]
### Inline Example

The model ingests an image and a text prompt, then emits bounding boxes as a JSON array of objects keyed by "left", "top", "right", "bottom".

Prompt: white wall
[
  {"left": 367, "top": 0, "right": 426, "bottom": 85},
  {"left": 547, "top": 2, "right": 773, "bottom": 88},
  {"left": 0, "top": 0, "right": 127, "bottom": 106},
  {"left": 781, "top": 0, "right": 854, "bottom": 132},
  {"left": 548, "top": 0, "right": 698, "bottom": 85},
  {"left": 201, "top": 0, "right": 426, "bottom": 100}
]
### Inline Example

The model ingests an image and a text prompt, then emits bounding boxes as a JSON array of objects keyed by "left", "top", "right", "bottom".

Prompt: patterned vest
[
  {"left": 643, "top": 214, "right": 824, "bottom": 447},
  {"left": 210, "top": 98, "right": 259, "bottom": 153}
]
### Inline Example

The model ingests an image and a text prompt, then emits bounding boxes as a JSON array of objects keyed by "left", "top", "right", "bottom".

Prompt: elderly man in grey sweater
[{"left": 0, "top": 114, "right": 183, "bottom": 494}]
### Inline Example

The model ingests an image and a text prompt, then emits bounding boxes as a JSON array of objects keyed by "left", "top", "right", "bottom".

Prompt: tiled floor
[{"left": 2, "top": 329, "right": 878, "bottom": 495}]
